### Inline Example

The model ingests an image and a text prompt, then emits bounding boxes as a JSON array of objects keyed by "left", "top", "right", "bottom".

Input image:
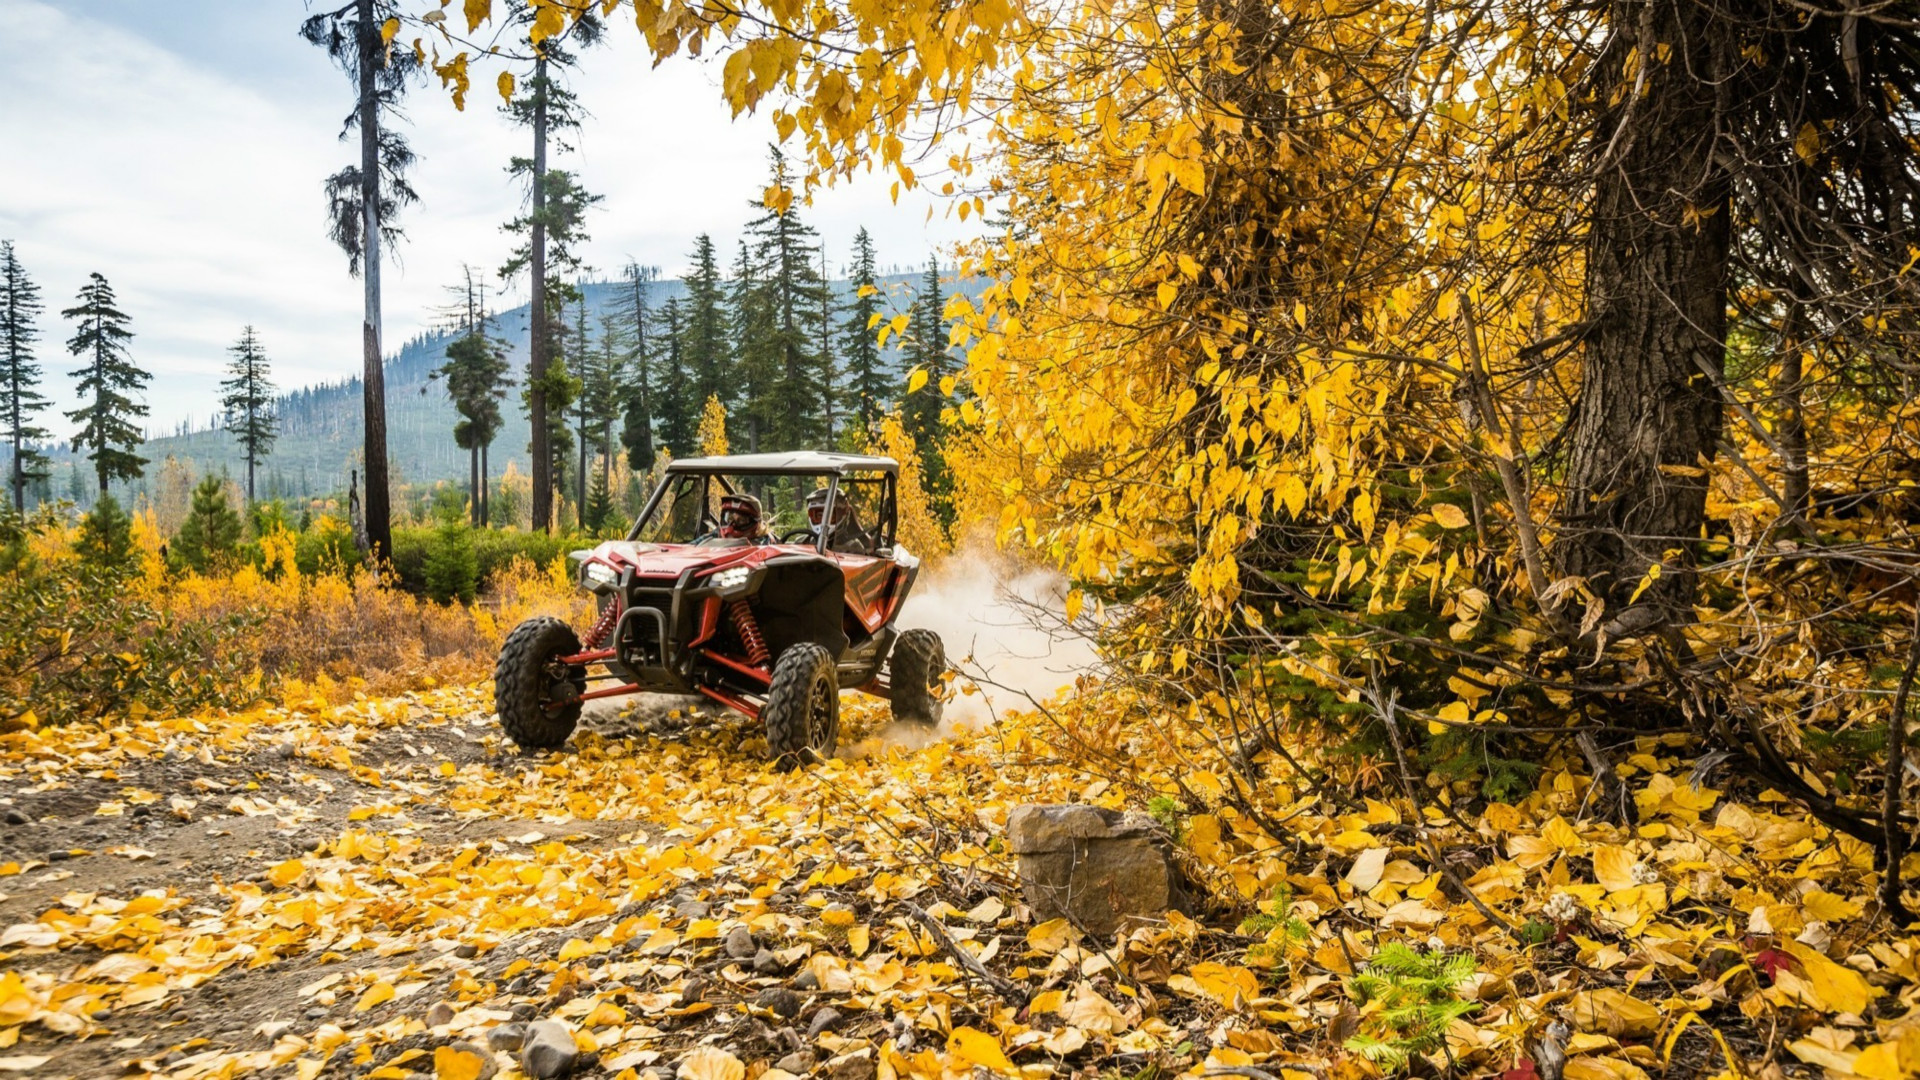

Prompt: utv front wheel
[
  {"left": 495, "top": 616, "right": 586, "bottom": 752},
  {"left": 763, "top": 643, "right": 839, "bottom": 768},
  {"left": 889, "top": 628, "right": 947, "bottom": 726}
]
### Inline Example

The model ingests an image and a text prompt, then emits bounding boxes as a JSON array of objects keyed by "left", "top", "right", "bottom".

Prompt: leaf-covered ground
[{"left": 1, "top": 686, "right": 1916, "bottom": 1079}]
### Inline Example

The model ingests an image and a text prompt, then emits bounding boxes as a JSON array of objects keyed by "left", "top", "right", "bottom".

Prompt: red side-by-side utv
[{"left": 493, "top": 452, "right": 947, "bottom": 765}]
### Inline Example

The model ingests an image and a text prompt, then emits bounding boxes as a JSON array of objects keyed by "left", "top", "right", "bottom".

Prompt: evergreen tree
[
  {"left": 74, "top": 492, "right": 134, "bottom": 564},
  {"left": 728, "top": 239, "right": 778, "bottom": 453},
  {"left": 498, "top": 4, "right": 602, "bottom": 533},
  {"left": 422, "top": 496, "right": 478, "bottom": 603},
  {"left": 172, "top": 476, "right": 244, "bottom": 572},
  {"left": 613, "top": 261, "right": 658, "bottom": 471},
  {"left": 742, "top": 149, "right": 831, "bottom": 452},
  {"left": 901, "top": 257, "right": 962, "bottom": 519},
  {"left": 436, "top": 325, "right": 512, "bottom": 526},
  {"left": 220, "top": 325, "right": 279, "bottom": 503},
  {"left": 838, "top": 228, "right": 888, "bottom": 438},
  {"left": 1, "top": 241, "right": 49, "bottom": 512},
  {"left": 301, "top": 0, "right": 422, "bottom": 562},
  {"left": 587, "top": 312, "right": 625, "bottom": 483},
  {"left": 63, "top": 273, "right": 148, "bottom": 495},
  {"left": 654, "top": 298, "right": 694, "bottom": 455},
  {"left": 681, "top": 234, "right": 731, "bottom": 411},
  {"left": 584, "top": 465, "right": 616, "bottom": 533}
]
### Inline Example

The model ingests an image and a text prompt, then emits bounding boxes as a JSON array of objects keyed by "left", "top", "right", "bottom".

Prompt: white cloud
[{"left": 0, "top": 0, "right": 977, "bottom": 438}]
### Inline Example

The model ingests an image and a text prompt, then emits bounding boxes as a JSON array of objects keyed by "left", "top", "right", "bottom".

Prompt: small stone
[
  {"left": 446, "top": 1041, "right": 499, "bottom": 1080},
  {"left": 520, "top": 1020, "right": 578, "bottom": 1078},
  {"left": 755, "top": 988, "right": 802, "bottom": 1019},
  {"left": 4, "top": 808, "right": 30, "bottom": 825},
  {"left": 454, "top": 944, "right": 480, "bottom": 959},
  {"left": 824, "top": 1049, "right": 875, "bottom": 1080},
  {"left": 792, "top": 970, "right": 819, "bottom": 992},
  {"left": 753, "top": 948, "right": 784, "bottom": 976},
  {"left": 510, "top": 1004, "right": 537, "bottom": 1022},
  {"left": 776, "top": 1052, "right": 814, "bottom": 1074},
  {"left": 674, "top": 900, "right": 711, "bottom": 920},
  {"left": 486, "top": 1022, "right": 528, "bottom": 1053},
  {"left": 425, "top": 1001, "right": 456, "bottom": 1027},
  {"left": 256, "top": 1020, "right": 293, "bottom": 1040},
  {"left": 807, "top": 1008, "right": 843, "bottom": 1039},
  {"left": 47, "top": 849, "right": 70, "bottom": 862},
  {"left": 678, "top": 977, "right": 709, "bottom": 1007},
  {"left": 305, "top": 1007, "right": 326, "bottom": 1020},
  {"left": 724, "top": 926, "right": 758, "bottom": 959}
]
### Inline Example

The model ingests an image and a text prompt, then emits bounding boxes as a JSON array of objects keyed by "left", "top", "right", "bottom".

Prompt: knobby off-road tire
[
  {"left": 495, "top": 616, "right": 586, "bottom": 752},
  {"left": 763, "top": 643, "right": 839, "bottom": 769},
  {"left": 889, "top": 628, "right": 946, "bottom": 726}
]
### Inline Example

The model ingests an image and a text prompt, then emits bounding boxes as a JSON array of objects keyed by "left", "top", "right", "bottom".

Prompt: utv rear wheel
[
  {"left": 495, "top": 616, "right": 586, "bottom": 752},
  {"left": 889, "top": 628, "right": 946, "bottom": 726},
  {"left": 763, "top": 643, "right": 838, "bottom": 768}
]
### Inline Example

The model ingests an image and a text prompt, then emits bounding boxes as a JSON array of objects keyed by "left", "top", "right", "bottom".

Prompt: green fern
[{"left": 1342, "top": 945, "right": 1479, "bottom": 1071}]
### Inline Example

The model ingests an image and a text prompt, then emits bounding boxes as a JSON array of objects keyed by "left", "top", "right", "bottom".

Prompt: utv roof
[{"left": 664, "top": 451, "right": 899, "bottom": 476}]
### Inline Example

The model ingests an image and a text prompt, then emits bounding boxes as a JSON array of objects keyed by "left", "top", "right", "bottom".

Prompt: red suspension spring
[
  {"left": 729, "top": 599, "right": 770, "bottom": 665},
  {"left": 582, "top": 600, "right": 621, "bottom": 649}
]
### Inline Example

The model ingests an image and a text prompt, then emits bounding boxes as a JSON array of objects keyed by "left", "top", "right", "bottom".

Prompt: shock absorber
[
  {"left": 582, "top": 599, "right": 621, "bottom": 649},
  {"left": 729, "top": 599, "right": 770, "bottom": 665}
]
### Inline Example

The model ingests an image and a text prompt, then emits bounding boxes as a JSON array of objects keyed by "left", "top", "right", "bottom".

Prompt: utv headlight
[
  {"left": 709, "top": 566, "right": 751, "bottom": 591},
  {"left": 583, "top": 561, "right": 619, "bottom": 588}
]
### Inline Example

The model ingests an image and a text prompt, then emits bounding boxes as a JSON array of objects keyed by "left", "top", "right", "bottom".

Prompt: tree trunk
[
  {"left": 528, "top": 56, "right": 552, "bottom": 534},
  {"left": 470, "top": 442, "right": 480, "bottom": 526},
  {"left": 1776, "top": 312, "right": 1809, "bottom": 523},
  {"left": 1555, "top": 0, "right": 1730, "bottom": 615},
  {"left": 357, "top": 0, "right": 392, "bottom": 562},
  {"left": 480, "top": 441, "right": 490, "bottom": 527}
]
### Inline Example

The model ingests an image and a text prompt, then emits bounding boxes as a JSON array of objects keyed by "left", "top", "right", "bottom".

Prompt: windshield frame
[{"left": 626, "top": 470, "right": 898, "bottom": 555}]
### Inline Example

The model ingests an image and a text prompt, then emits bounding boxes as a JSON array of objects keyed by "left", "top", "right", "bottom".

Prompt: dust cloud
[{"left": 891, "top": 543, "right": 1102, "bottom": 730}]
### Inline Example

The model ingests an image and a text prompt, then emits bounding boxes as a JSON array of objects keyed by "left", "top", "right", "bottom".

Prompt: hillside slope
[{"left": 124, "top": 271, "right": 952, "bottom": 503}]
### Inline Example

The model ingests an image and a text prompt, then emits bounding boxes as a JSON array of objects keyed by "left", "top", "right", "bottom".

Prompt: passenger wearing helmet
[
  {"left": 803, "top": 486, "right": 870, "bottom": 554},
  {"left": 697, "top": 493, "right": 766, "bottom": 545}
]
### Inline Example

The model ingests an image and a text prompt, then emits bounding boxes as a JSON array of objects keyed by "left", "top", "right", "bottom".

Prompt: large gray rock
[
  {"left": 1006, "top": 804, "right": 1190, "bottom": 938},
  {"left": 519, "top": 1020, "right": 579, "bottom": 1078}
]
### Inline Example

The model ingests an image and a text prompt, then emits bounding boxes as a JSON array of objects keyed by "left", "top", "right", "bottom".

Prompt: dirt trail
[
  {"left": 0, "top": 694, "right": 681, "bottom": 1078},
  {"left": 0, "top": 688, "right": 1109, "bottom": 1080}
]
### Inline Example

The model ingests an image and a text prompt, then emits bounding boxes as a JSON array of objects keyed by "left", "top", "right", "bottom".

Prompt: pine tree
[
  {"left": 682, "top": 234, "right": 731, "bottom": 411},
  {"left": 901, "top": 257, "right": 961, "bottom": 520},
  {"left": 172, "top": 475, "right": 244, "bottom": 572},
  {"left": 1, "top": 242, "right": 49, "bottom": 513},
  {"left": 653, "top": 298, "right": 694, "bottom": 455},
  {"left": 301, "top": 0, "right": 422, "bottom": 562},
  {"left": 63, "top": 273, "right": 148, "bottom": 495},
  {"left": 220, "top": 325, "right": 279, "bottom": 503},
  {"left": 588, "top": 312, "right": 625, "bottom": 484},
  {"left": 584, "top": 465, "right": 616, "bottom": 533},
  {"left": 74, "top": 492, "right": 134, "bottom": 564},
  {"left": 838, "top": 228, "right": 888, "bottom": 438},
  {"left": 743, "top": 149, "right": 831, "bottom": 453},
  {"left": 613, "top": 261, "right": 659, "bottom": 472},
  {"left": 728, "top": 239, "right": 778, "bottom": 453},
  {"left": 499, "top": 6, "right": 603, "bottom": 533},
  {"left": 436, "top": 325, "right": 512, "bottom": 526}
]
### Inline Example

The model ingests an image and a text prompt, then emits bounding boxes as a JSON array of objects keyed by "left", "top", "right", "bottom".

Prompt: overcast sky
[{"left": 0, "top": 0, "right": 976, "bottom": 437}]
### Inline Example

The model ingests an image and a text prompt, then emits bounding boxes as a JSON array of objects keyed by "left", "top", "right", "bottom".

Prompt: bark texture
[
  {"left": 1556, "top": 0, "right": 1731, "bottom": 612},
  {"left": 356, "top": 0, "right": 391, "bottom": 562}
]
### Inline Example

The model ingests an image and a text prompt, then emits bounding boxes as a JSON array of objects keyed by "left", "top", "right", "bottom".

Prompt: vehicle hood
[{"left": 581, "top": 541, "right": 767, "bottom": 578}]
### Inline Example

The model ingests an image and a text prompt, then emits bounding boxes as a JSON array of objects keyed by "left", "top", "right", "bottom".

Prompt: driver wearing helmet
[
  {"left": 699, "top": 493, "right": 766, "bottom": 545},
  {"left": 804, "top": 486, "right": 870, "bottom": 554}
]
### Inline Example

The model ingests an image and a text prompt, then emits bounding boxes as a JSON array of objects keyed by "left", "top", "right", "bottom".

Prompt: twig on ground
[
  {"left": 1880, "top": 603, "right": 1920, "bottom": 925},
  {"left": 1368, "top": 674, "right": 1518, "bottom": 937},
  {"left": 904, "top": 900, "right": 1022, "bottom": 1000}
]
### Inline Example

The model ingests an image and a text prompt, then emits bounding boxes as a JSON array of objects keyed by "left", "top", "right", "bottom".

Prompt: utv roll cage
[{"left": 625, "top": 451, "right": 902, "bottom": 555}]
